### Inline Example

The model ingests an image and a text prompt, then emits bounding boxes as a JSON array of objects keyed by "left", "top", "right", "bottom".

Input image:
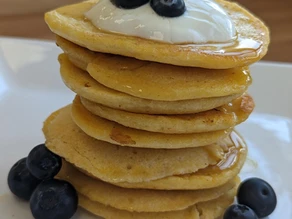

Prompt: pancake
[
  {"left": 43, "top": 105, "right": 247, "bottom": 190},
  {"left": 86, "top": 56, "right": 250, "bottom": 101},
  {"left": 72, "top": 96, "right": 231, "bottom": 148},
  {"left": 57, "top": 161, "right": 238, "bottom": 212},
  {"left": 45, "top": 0, "right": 269, "bottom": 69},
  {"left": 44, "top": 105, "right": 224, "bottom": 184},
  {"left": 59, "top": 54, "right": 242, "bottom": 114},
  {"left": 79, "top": 186, "right": 236, "bottom": 219},
  {"left": 114, "top": 146, "right": 246, "bottom": 190},
  {"left": 81, "top": 94, "right": 254, "bottom": 134},
  {"left": 56, "top": 37, "right": 251, "bottom": 101}
]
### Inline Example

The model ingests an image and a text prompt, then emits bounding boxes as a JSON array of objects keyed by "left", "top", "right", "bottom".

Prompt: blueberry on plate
[
  {"left": 237, "top": 178, "right": 277, "bottom": 218},
  {"left": 150, "top": 0, "right": 186, "bottom": 17},
  {"left": 111, "top": 0, "right": 149, "bottom": 9},
  {"left": 8, "top": 157, "right": 42, "bottom": 201},
  {"left": 223, "top": 204, "right": 258, "bottom": 219},
  {"left": 27, "top": 144, "right": 62, "bottom": 180},
  {"left": 30, "top": 179, "right": 78, "bottom": 219}
]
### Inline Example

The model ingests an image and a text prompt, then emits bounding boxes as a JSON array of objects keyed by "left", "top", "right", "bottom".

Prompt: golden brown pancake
[
  {"left": 59, "top": 54, "right": 242, "bottom": 114},
  {"left": 57, "top": 161, "right": 238, "bottom": 212},
  {"left": 72, "top": 96, "right": 232, "bottom": 148},
  {"left": 86, "top": 57, "right": 250, "bottom": 101},
  {"left": 43, "top": 106, "right": 247, "bottom": 190},
  {"left": 114, "top": 144, "right": 246, "bottom": 190},
  {"left": 81, "top": 94, "right": 254, "bottom": 134},
  {"left": 44, "top": 105, "right": 224, "bottom": 184},
  {"left": 56, "top": 37, "right": 252, "bottom": 101},
  {"left": 78, "top": 185, "right": 237, "bottom": 219},
  {"left": 45, "top": 0, "right": 269, "bottom": 69}
]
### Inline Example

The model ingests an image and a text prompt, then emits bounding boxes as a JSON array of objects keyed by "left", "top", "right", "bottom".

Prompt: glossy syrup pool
[
  {"left": 197, "top": 131, "right": 247, "bottom": 175},
  {"left": 218, "top": 131, "right": 246, "bottom": 170},
  {"left": 182, "top": 36, "right": 263, "bottom": 58},
  {"left": 218, "top": 94, "right": 254, "bottom": 124}
]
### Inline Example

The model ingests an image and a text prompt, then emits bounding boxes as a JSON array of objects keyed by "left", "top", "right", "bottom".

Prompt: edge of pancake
[{"left": 42, "top": 105, "right": 67, "bottom": 134}]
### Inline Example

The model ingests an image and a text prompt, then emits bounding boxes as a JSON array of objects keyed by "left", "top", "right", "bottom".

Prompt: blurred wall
[
  {"left": 236, "top": 0, "right": 292, "bottom": 62},
  {"left": 0, "top": 0, "right": 291, "bottom": 62},
  {"left": 0, "top": 0, "right": 80, "bottom": 15},
  {"left": 0, "top": 0, "right": 80, "bottom": 39}
]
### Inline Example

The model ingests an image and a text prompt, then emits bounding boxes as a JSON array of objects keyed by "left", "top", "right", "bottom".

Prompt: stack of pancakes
[{"left": 44, "top": 0, "right": 269, "bottom": 218}]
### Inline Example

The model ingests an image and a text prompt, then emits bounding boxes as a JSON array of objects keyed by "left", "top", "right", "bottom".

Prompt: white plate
[{"left": 0, "top": 37, "right": 291, "bottom": 219}]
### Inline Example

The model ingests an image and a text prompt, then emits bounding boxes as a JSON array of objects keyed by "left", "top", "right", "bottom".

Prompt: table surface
[{"left": 0, "top": 0, "right": 291, "bottom": 63}]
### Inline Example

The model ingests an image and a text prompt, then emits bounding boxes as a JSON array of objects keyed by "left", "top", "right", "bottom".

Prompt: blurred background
[{"left": 0, "top": 0, "right": 291, "bottom": 62}]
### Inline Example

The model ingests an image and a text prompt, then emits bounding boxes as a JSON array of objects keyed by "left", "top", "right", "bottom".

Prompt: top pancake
[{"left": 45, "top": 0, "right": 269, "bottom": 69}]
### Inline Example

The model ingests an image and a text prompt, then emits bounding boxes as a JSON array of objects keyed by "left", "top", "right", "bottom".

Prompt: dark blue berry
[
  {"left": 111, "top": 0, "right": 149, "bottom": 9},
  {"left": 27, "top": 144, "right": 62, "bottom": 180},
  {"left": 30, "top": 179, "right": 78, "bottom": 219},
  {"left": 237, "top": 178, "right": 277, "bottom": 218},
  {"left": 7, "top": 158, "right": 42, "bottom": 201},
  {"left": 223, "top": 204, "right": 258, "bottom": 219},
  {"left": 150, "top": 0, "right": 186, "bottom": 17}
]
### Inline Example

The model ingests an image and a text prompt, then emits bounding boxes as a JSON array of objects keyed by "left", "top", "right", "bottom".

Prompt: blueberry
[
  {"left": 223, "top": 204, "right": 258, "bottom": 219},
  {"left": 111, "top": 0, "right": 149, "bottom": 9},
  {"left": 30, "top": 179, "right": 78, "bottom": 219},
  {"left": 27, "top": 144, "right": 62, "bottom": 180},
  {"left": 237, "top": 178, "right": 277, "bottom": 218},
  {"left": 7, "top": 158, "right": 42, "bottom": 201},
  {"left": 150, "top": 0, "right": 186, "bottom": 17}
]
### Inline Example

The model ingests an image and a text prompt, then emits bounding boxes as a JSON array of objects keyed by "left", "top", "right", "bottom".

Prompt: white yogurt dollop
[{"left": 85, "top": 0, "right": 236, "bottom": 44}]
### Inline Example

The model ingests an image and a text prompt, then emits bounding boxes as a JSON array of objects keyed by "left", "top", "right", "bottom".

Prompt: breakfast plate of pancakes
[{"left": 0, "top": 1, "right": 291, "bottom": 218}]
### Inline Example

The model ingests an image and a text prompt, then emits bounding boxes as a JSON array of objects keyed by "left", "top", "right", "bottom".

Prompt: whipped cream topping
[{"left": 85, "top": 0, "right": 236, "bottom": 44}]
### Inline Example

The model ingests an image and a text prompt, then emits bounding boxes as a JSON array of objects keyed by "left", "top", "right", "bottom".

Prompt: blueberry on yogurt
[
  {"left": 111, "top": 0, "right": 150, "bottom": 9},
  {"left": 150, "top": 0, "right": 186, "bottom": 17}
]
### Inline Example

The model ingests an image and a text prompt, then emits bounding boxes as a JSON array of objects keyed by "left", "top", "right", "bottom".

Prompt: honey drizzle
[
  {"left": 216, "top": 94, "right": 254, "bottom": 124},
  {"left": 182, "top": 36, "right": 263, "bottom": 58},
  {"left": 217, "top": 131, "right": 246, "bottom": 170},
  {"left": 219, "top": 98, "right": 244, "bottom": 114},
  {"left": 197, "top": 131, "right": 246, "bottom": 175}
]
